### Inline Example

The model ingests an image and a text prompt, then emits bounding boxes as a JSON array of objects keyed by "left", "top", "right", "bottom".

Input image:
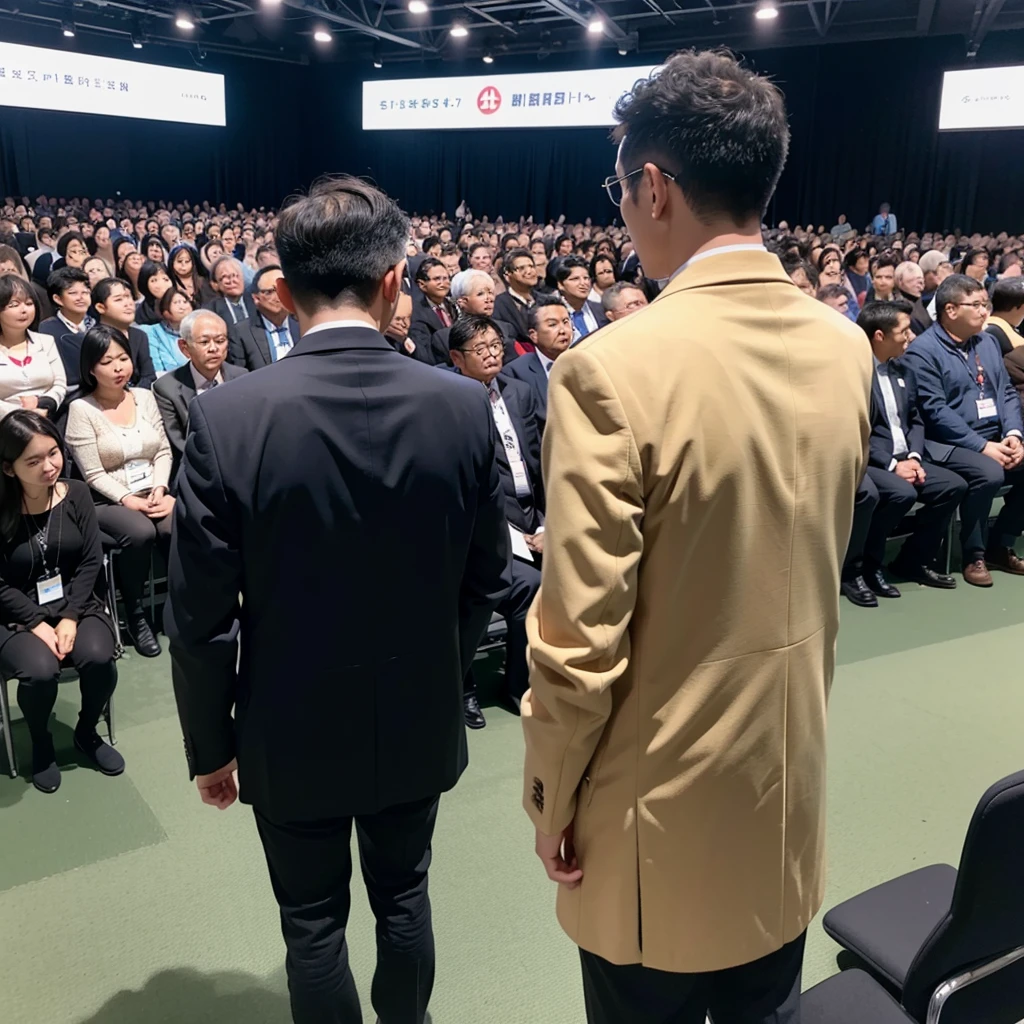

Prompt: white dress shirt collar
[
  {"left": 190, "top": 362, "right": 223, "bottom": 392},
  {"left": 302, "top": 319, "right": 378, "bottom": 339},
  {"left": 668, "top": 243, "right": 767, "bottom": 283},
  {"left": 536, "top": 350, "right": 555, "bottom": 377}
]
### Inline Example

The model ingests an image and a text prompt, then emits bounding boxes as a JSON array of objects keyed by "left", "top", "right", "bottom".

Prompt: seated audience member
[
  {"left": 115, "top": 244, "right": 144, "bottom": 300},
  {"left": 226, "top": 265, "right": 298, "bottom": 371},
  {"left": 902, "top": 274, "right": 1024, "bottom": 586},
  {"left": 530, "top": 239, "right": 549, "bottom": 284},
  {"left": 135, "top": 260, "right": 173, "bottom": 326},
  {"left": 588, "top": 253, "right": 618, "bottom": 302},
  {"left": 168, "top": 244, "right": 207, "bottom": 307},
  {"left": 205, "top": 256, "right": 256, "bottom": 326},
  {"left": 556, "top": 255, "right": 607, "bottom": 340},
  {"left": 66, "top": 325, "right": 173, "bottom": 657},
  {"left": 918, "top": 249, "right": 946, "bottom": 306},
  {"left": 37, "top": 267, "right": 94, "bottom": 390},
  {"left": 894, "top": 260, "right": 926, "bottom": 326},
  {"left": 817, "top": 246, "right": 858, "bottom": 318},
  {"left": 867, "top": 254, "right": 899, "bottom": 302},
  {"left": 409, "top": 257, "right": 459, "bottom": 355},
  {"left": 831, "top": 214, "right": 854, "bottom": 238},
  {"left": 840, "top": 300, "right": 966, "bottom": 606},
  {"left": 985, "top": 278, "right": 1024, "bottom": 354},
  {"left": 781, "top": 254, "right": 818, "bottom": 297},
  {"left": 601, "top": 281, "right": 649, "bottom": 321},
  {"left": 0, "top": 410, "right": 123, "bottom": 793},
  {"left": 0, "top": 275, "right": 67, "bottom": 418},
  {"left": 383, "top": 291, "right": 429, "bottom": 362},
  {"left": 199, "top": 240, "right": 224, "bottom": 276},
  {"left": 449, "top": 314, "right": 542, "bottom": 728},
  {"left": 138, "top": 289, "right": 192, "bottom": 374},
  {"left": 255, "top": 243, "right": 279, "bottom": 269},
  {"left": 958, "top": 247, "right": 990, "bottom": 284},
  {"left": 439, "top": 242, "right": 462, "bottom": 281},
  {"left": 82, "top": 255, "right": 110, "bottom": 289},
  {"left": 88, "top": 224, "right": 116, "bottom": 273},
  {"left": 844, "top": 248, "right": 871, "bottom": 305},
  {"left": 817, "top": 283, "right": 854, "bottom": 319},
  {"left": 467, "top": 242, "right": 493, "bottom": 273},
  {"left": 494, "top": 248, "right": 540, "bottom": 348},
  {"left": 32, "top": 230, "right": 89, "bottom": 284},
  {"left": 154, "top": 310, "right": 246, "bottom": 469},
  {"left": 0, "top": 243, "right": 52, "bottom": 322},
  {"left": 428, "top": 270, "right": 519, "bottom": 366},
  {"left": 140, "top": 233, "right": 168, "bottom": 265},
  {"left": 92, "top": 278, "right": 157, "bottom": 389},
  {"left": 501, "top": 296, "right": 573, "bottom": 431}
]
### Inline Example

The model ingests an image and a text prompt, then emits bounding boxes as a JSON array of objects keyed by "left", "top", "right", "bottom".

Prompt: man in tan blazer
[{"left": 522, "top": 49, "right": 872, "bottom": 1023}]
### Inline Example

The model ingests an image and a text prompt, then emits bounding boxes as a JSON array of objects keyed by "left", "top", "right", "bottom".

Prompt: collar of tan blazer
[{"left": 655, "top": 247, "right": 794, "bottom": 302}]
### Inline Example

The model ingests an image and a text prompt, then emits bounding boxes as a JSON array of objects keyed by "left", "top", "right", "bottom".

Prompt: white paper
[{"left": 509, "top": 525, "right": 534, "bottom": 563}]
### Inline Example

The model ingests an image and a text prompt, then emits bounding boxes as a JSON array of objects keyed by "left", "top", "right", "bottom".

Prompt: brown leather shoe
[
  {"left": 964, "top": 559, "right": 994, "bottom": 587},
  {"left": 985, "top": 547, "right": 1024, "bottom": 576}
]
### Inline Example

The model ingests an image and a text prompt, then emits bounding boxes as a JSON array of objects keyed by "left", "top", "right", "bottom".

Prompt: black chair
[
  {"left": 822, "top": 770, "right": 1024, "bottom": 1023},
  {"left": 800, "top": 968, "right": 916, "bottom": 1022}
]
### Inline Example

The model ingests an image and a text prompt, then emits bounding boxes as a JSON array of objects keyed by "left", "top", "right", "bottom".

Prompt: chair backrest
[{"left": 902, "top": 770, "right": 1024, "bottom": 1023}]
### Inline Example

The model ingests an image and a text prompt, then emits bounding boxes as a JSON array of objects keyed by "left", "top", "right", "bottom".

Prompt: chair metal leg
[
  {"left": 1, "top": 678, "right": 18, "bottom": 779},
  {"left": 943, "top": 515, "right": 955, "bottom": 575},
  {"left": 104, "top": 695, "right": 116, "bottom": 746},
  {"left": 105, "top": 552, "right": 124, "bottom": 659},
  {"left": 926, "top": 944, "right": 1024, "bottom": 1024}
]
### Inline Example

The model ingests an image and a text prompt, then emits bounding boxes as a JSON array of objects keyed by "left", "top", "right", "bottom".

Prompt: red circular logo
[{"left": 477, "top": 86, "right": 501, "bottom": 115}]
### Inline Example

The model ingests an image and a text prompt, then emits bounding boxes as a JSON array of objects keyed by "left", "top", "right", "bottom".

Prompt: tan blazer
[{"left": 521, "top": 249, "right": 872, "bottom": 974}]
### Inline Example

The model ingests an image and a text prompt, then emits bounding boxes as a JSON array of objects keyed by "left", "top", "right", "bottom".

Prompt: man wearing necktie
[
  {"left": 841, "top": 300, "right": 967, "bottom": 606},
  {"left": 555, "top": 255, "right": 607, "bottom": 342},
  {"left": 409, "top": 257, "right": 458, "bottom": 356},
  {"left": 226, "top": 265, "right": 300, "bottom": 371}
]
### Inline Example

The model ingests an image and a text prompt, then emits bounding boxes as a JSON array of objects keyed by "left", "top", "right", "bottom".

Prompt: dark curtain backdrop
[{"left": 2, "top": 29, "right": 1024, "bottom": 233}]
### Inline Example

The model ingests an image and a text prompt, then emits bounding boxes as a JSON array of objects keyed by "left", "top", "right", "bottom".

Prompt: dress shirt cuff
[
  {"left": 888, "top": 458, "right": 897, "bottom": 472},
  {"left": 907, "top": 452, "right": 921, "bottom": 462},
  {"left": 1005, "top": 430, "right": 1023, "bottom": 441},
  {"left": 533, "top": 525, "right": 545, "bottom": 535}
]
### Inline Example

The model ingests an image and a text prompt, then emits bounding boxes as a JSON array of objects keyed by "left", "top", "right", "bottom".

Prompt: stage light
[
  {"left": 62, "top": 19, "right": 75, "bottom": 38},
  {"left": 754, "top": 2, "right": 779, "bottom": 19},
  {"left": 175, "top": 11, "right": 196, "bottom": 31},
  {"left": 408, "top": 0, "right": 429, "bottom": 12},
  {"left": 450, "top": 22, "right": 468, "bottom": 37},
  {"left": 131, "top": 36, "right": 143, "bottom": 49},
  {"left": 261, "top": 0, "right": 284, "bottom": 5},
  {"left": 482, "top": 53, "right": 494, "bottom": 64},
  {"left": 314, "top": 28, "right": 333, "bottom": 43},
  {"left": 587, "top": 16, "right": 604, "bottom": 33},
  {"left": 373, "top": 42, "right": 383, "bottom": 68}
]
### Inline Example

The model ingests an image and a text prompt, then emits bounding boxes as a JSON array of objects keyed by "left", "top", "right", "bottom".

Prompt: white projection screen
[
  {"left": 939, "top": 64, "right": 1024, "bottom": 131},
  {"left": 0, "top": 41, "right": 226, "bottom": 126},
  {"left": 363, "top": 65, "right": 659, "bottom": 130}
]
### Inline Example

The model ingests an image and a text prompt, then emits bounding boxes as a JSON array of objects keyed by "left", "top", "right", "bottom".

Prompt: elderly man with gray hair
[
  {"left": 153, "top": 309, "right": 247, "bottom": 472},
  {"left": 428, "top": 268, "right": 520, "bottom": 366},
  {"left": 203, "top": 255, "right": 256, "bottom": 325}
]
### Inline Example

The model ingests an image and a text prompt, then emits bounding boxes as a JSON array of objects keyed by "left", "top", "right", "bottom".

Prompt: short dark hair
[
  {"left": 816, "top": 283, "right": 851, "bottom": 303},
  {"left": 415, "top": 257, "right": 446, "bottom": 283},
  {"left": 275, "top": 175, "right": 409, "bottom": 311},
  {"left": 856, "top": 299, "right": 913, "bottom": 341},
  {"left": 528, "top": 295, "right": 570, "bottom": 331},
  {"left": 612, "top": 48, "right": 789, "bottom": 224},
  {"left": 138, "top": 260, "right": 170, "bottom": 302},
  {"left": 91, "top": 276, "right": 132, "bottom": 307},
  {"left": 590, "top": 251, "right": 617, "bottom": 281},
  {"left": 957, "top": 247, "right": 990, "bottom": 275},
  {"left": 158, "top": 287, "right": 188, "bottom": 317},
  {"left": 872, "top": 254, "right": 900, "bottom": 274},
  {"left": 467, "top": 242, "right": 490, "bottom": 259},
  {"left": 78, "top": 324, "right": 132, "bottom": 396},
  {"left": 502, "top": 247, "right": 534, "bottom": 280},
  {"left": 255, "top": 242, "right": 277, "bottom": 261},
  {"left": 0, "top": 275, "right": 35, "bottom": 327},
  {"left": 600, "top": 281, "right": 643, "bottom": 314},
  {"left": 844, "top": 248, "right": 868, "bottom": 269},
  {"left": 46, "top": 266, "right": 89, "bottom": 301},
  {"left": 991, "top": 278, "right": 1024, "bottom": 314},
  {"left": 554, "top": 254, "right": 589, "bottom": 285},
  {"left": 450, "top": 313, "right": 500, "bottom": 352},
  {"left": 935, "top": 274, "right": 986, "bottom": 318},
  {"left": 56, "top": 230, "right": 86, "bottom": 258},
  {"left": 440, "top": 242, "right": 461, "bottom": 258},
  {"left": 252, "top": 264, "right": 282, "bottom": 293},
  {"left": 422, "top": 234, "right": 441, "bottom": 251}
]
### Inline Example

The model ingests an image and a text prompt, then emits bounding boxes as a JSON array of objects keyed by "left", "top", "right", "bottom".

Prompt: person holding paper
[
  {"left": 65, "top": 325, "right": 173, "bottom": 658},
  {"left": 449, "top": 312, "right": 543, "bottom": 727}
]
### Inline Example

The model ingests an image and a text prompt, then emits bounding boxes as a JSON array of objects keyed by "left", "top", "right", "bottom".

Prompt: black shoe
[
  {"left": 865, "top": 568, "right": 901, "bottom": 599},
  {"left": 30, "top": 735, "right": 61, "bottom": 793},
  {"left": 74, "top": 727, "right": 125, "bottom": 776},
  {"left": 889, "top": 558, "right": 957, "bottom": 589},
  {"left": 126, "top": 611, "right": 161, "bottom": 658},
  {"left": 841, "top": 576, "right": 878, "bottom": 607},
  {"left": 463, "top": 693, "right": 486, "bottom": 730}
]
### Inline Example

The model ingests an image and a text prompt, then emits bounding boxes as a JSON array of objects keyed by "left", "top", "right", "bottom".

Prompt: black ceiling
[{"left": 3, "top": 0, "right": 1024, "bottom": 67}]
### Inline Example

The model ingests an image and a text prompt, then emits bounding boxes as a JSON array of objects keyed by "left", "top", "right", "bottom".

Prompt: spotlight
[
  {"left": 373, "top": 42, "right": 383, "bottom": 68},
  {"left": 482, "top": 52, "right": 494, "bottom": 64},
  {"left": 408, "top": 0, "right": 429, "bottom": 12},
  {"left": 62, "top": 19, "right": 75, "bottom": 38},
  {"left": 617, "top": 45, "right": 628, "bottom": 55},
  {"left": 131, "top": 34, "right": 143, "bottom": 49},
  {"left": 175, "top": 10, "right": 196, "bottom": 31},
  {"left": 587, "top": 16, "right": 604, "bottom": 33},
  {"left": 754, "top": 2, "right": 778, "bottom": 19},
  {"left": 450, "top": 22, "right": 468, "bottom": 37},
  {"left": 261, "top": 0, "right": 284, "bottom": 5},
  {"left": 314, "top": 28, "right": 333, "bottom": 43}
]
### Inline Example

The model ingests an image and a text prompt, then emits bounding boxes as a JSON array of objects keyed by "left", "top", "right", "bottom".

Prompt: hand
[
  {"left": 196, "top": 758, "right": 238, "bottom": 809},
  {"left": 983, "top": 440, "right": 1014, "bottom": 467},
  {"left": 535, "top": 824, "right": 583, "bottom": 889},
  {"left": 403, "top": 338, "right": 417, "bottom": 355},
  {"left": 121, "top": 493, "right": 151, "bottom": 512},
  {"left": 18, "top": 395, "right": 39, "bottom": 410},
  {"left": 146, "top": 494, "right": 175, "bottom": 519},
  {"left": 1005, "top": 435, "right": 1024, "bottom": 468},
  {"left": 30, "top": 621, "right": 60, "bottom": 659},
  {"left": 54, "top": 618, "right": 77, "bottom": 657},
  {"left": 525, "top": 532, "right": 545, "bottom": 555},
  {"left": 894, "top": 459, "right": 919, "bottom": 483}
]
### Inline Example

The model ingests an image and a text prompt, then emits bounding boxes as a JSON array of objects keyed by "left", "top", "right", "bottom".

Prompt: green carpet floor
[{"left": 2, "top": 572, "right": 1024, "bottom": 1023}]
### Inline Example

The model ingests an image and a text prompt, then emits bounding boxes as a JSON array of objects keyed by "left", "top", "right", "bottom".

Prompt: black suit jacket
[
  {"left": 868, "top": 361, "right": 926, "bottom": 470},
  {"left": 153, "top": 361, "right": 248, "bottom": 462},
  {"left": 910, "top": 297, "right": 933, "bottom": 337},
  {"left": 501, "top": 350, "right": 549, "bottom": 432},
  {"left": 409, "top": 291, "right": 459, "bottom": 357},
  {"left": 37, "top": 316, "right": 87, "bottom": 388},
  {"left": 491, "top": 375, "right": 545, "bottom": 533},
  {"left": 205, "top": 294, "right": 257, "bottom": 328},
  {"left": 166, "top": 326, "right": 512, "bottom": 821},
  {"left": 493, "top": 290, "right": 535, "bottom": 346},
  {"left": 227, "top": 315, "right": 300, "bottom": 371},
  {"left": 431, "top": 318, "right": 518, "bottom": 367}
]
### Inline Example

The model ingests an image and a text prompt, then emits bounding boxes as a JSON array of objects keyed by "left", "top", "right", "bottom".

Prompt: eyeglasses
[
  {"left": 460, "top": 339, "right": 503, "bottom": 358},
  {"left": 954, "top": 301, "right": 988, "bottom": 310},
  {"left": 602, "top": 166, "right": 677, "bottom": 207},
  {"left": 255, "top": 286, "right": 278, "bottom": 296}
]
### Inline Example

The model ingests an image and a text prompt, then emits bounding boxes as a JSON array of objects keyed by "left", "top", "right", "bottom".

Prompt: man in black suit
[
  {"left": 226, "top": 264, "right": 299, "bottom": 371},
  {"left": 383, "top": 290, "right": 431, "bottom": 363},
  {"left": 153, "top": 309, "right": 247, "bottom": 473},
  {"left": 449, "top": 313, "right": 543, "bottom": 728},
  {"left": 36, "top": 267, "right": 94, "bottom": 396},
  {"left": 841, "top": 301, "right": 967, "bottom": 606},
  {"left": 494, "top": 247, "right": 540, "bottom": 347},
  {"left": 556, "top": 254, "right": 608, "bottom": 341},
  {"left": 203, "top": 255, "right": 256, "bottom": 326},
  {"left": 166, "top": 177, "right": 510, "bottom": 1024},
  {"left": 500, "top": 295, "right": 573, "bottom": 432},
  {"left": 408, "top": 256, "right": 459, "bottom": 358}
]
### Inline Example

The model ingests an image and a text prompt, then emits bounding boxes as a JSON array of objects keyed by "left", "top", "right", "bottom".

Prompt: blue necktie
[
  {"left": 571, "top": 311, "right": 588, "bottom": 338},
  {"left": 270, "top": 324, "right": 290, "bottom": 361}
]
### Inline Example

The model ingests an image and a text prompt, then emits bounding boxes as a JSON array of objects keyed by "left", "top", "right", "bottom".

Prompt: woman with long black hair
[
  {"left": 135, "top": 261, "right": 173, "bottom": 327},
  {"left": 0, "top": 410, "right": 122, "bottom": 793}
]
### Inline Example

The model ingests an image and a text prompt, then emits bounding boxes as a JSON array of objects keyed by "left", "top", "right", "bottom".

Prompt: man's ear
[{"left": 276, "top": 277, "right": 297, "bottom": 315}]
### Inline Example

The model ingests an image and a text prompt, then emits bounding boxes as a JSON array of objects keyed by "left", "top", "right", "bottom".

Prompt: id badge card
[
  {"left": 36, "top": 573, "right": 64, "bottom": 605},
  {"left": 977, "top": 397, "right": 998, "bottom": 419},
  {"left": 124, "top": 458, "right": 154, "bottom": 492}
]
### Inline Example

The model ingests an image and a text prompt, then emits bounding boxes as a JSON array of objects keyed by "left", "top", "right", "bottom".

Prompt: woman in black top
[{"left": 0, "top": 410, "right": 123, "bottom": 793}]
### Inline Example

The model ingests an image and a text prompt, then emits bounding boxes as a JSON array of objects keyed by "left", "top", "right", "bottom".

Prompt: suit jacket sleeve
[
  {"left": 166, "top": 399, "right": 242, "bottom": 778},
  {"left": 226, "top": 324, "right": 247, "bottom": 369},
  {"left": 521, "top": 347, "right": 644, "bottom": 836},
  {"left": 906, "top": 378, "right": 926, "bottom": 456},
  {"left": 408, "top": 317, "right": 434, "bottom": 360},
  {"left": 902, "top": 345, "right": 989, "bottom": 453},
  {"left": 132, "top": 331, "right": 157, "bottom": 389},
  {"left": 993, "top": 348, "right": 1024, "bottom": 435},
  {"left": 459, "top": 393, "right": 514, "bottom": 678},
  {"left": 154, "top": 378, "right": 187, "bottom": 458}
]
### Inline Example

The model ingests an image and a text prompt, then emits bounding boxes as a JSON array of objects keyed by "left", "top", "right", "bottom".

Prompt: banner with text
[
  {"left": 939, "top": 64, "right": 1024, "bottom": 130},
  {"left": 0, "top": 41, "right": 226, "bottom": 126},
  {"left": 362, "top": 65, "right": 659, "bottom": 130}
]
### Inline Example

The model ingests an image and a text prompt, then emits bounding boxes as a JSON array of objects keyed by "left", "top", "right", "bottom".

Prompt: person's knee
[
  {"left": 12, "top": 643, "right": 61, "bottom": 689},
  {"left": 73, "top": 634, "right": 115, "bottom": 672},
  {"left": 505, "top": 566, "right": 541, "bottom": 620}
]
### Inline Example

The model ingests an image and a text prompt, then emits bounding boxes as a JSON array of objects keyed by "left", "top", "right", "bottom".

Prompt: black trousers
[
  {"left": 254, "top": 794, "right": 440, "bottom": 1024},
  {"left": 939, "top": 448, "right": 1024, "bottom": 562},
  {"left": 1, "top": 615, "right": 117, "bottom": 766},
  {"left": 94, "top": 502, "right": 172, "bottom": 611},
  {"left": 580, "top": 931, "right": 806, "bottom": 1024}
]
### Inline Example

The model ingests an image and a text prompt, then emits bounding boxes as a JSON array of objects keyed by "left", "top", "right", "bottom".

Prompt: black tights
[
  {"left": 95, "top": 503, "right": 172, "bottom": 612},
  {"left": 2, "top": 616, "right": 117, "bottom": 767}
]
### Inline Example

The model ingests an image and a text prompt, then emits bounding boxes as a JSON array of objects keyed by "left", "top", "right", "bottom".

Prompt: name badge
[
  {"left": 897, "top": 378, "right": 906, "bottom": 388},
  {"left": 977, "top": 398, "right": 998, "bottom": 419},
  {"left": 124, "top": 458, "right": 154, "bottom": 492},
  {"left": 36, "top": 573, "right": 64, "bottom": 605}
]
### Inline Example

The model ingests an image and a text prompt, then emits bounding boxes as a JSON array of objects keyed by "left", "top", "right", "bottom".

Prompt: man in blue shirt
[
  {"left": 902, "top": 274, "right": 1024, "bottom": 586},
  {"left": 870, "top": 203, "right": 898, "bottom": 237}
]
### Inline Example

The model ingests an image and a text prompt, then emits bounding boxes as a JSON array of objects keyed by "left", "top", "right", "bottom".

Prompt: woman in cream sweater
[
  {"left": 0, "top": 275, "right": 67, "bottom": 418},
  {"left": 66, "top": 325, "right": 172, "bottom": 658}
]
